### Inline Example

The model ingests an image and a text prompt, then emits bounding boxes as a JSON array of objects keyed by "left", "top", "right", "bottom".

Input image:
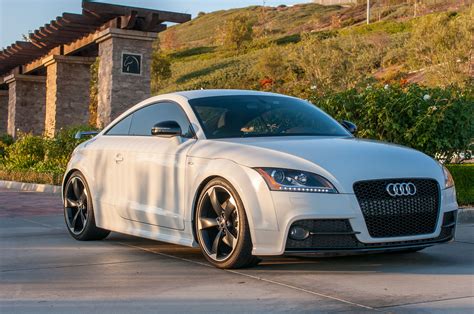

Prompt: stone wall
[
  {"left": 5, "top": 75, "right": 46, "bottom": 137},
  {"left": 0, "top": 91, "right": 8, "bottom": 134},
  {"left": 96, "top": 28, "right": 158, "bottom": 128},
  {"left": 44, "top": 56, "right": 94, "bottom": 137}
]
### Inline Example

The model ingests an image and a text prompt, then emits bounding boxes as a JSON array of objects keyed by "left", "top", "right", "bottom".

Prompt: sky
[{"left": 0, "top": 0, "right": 312, "bottom": 48}]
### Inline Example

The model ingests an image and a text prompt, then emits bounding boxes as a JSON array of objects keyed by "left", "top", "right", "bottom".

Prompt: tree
[{"left": 220, "top": 14, "right": 253, "bottom": 49}]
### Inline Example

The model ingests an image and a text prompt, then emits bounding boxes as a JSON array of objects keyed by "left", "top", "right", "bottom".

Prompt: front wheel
[
  {"left": 64, "top": 171, "right": 110, "bottom": 241},
  {"left": 195, "top": 178, "right": 260, "bottom": 269}
]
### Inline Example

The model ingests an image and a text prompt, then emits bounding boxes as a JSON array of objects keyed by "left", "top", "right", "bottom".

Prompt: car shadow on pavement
[{"left": 105, "top": 233, "right": 473, "bottom": 276}]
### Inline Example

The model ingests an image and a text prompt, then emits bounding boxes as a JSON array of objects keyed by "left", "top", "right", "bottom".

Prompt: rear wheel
[
  {"left": 195, "top": 178, "right": 260, "bottom": 269},
  {"left": 64, "top": 171, "right": 110, "bottom": 241}
]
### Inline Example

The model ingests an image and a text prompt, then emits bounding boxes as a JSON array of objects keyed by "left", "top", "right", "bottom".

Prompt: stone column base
[
  {"left": 0, "top": 90, "right": 8, "bottom": 134},
  {"left": 4, "top": 74, "right": 46, "bottom": 137},
  {"left": 43, "top": 55, "right": 95, "bottom": 137}
]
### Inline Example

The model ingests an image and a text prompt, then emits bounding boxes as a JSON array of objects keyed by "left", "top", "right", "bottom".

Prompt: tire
[
  {"left": 63, "top": 171, "right": 110, "bottom": 241},
  {"left": 195, "top": 178, "right": 260, "bottom": 269}
]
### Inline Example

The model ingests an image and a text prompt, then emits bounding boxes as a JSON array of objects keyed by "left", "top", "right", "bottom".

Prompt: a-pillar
[
  {"left": 4, "top": 74, "right": 46, "bottom": 137},
  {"left": 96, "top": 28, "right": 158, "bottom": 128},
  {"left": 0, "top": 90, "right": 8, "bottom": 134},
  {"left": 43, "top": 55, "right": 95, "bottom": 137}
]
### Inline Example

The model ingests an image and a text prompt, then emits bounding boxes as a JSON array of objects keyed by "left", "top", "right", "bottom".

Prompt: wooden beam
[
  {"left": 144, "top": 13, "right": 163, "bottom": 31},
  {"left": 121, "top": 10, "right": 138, "bottom": 29},
  {"left": 82, "top": 1, "right": 191, "bottom": 24},
  {"left": 62, "top": 31, "right": 96, "bottom": 55},
  {"left": 61, "top": 13, "right": 104, "bottom": 26},
  {"left": 52, "top": 19, "right": 98, "bottom": 32}
]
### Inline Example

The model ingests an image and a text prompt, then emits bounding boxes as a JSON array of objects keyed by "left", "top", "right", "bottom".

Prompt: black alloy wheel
[
  {"left": 64, "top": 171, "right": 110, "bottom": 241},
  {"left": 196, "top": 178, "right": 260, "bottom": 269}
]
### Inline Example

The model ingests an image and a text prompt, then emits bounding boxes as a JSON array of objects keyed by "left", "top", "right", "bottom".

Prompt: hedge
[
  {"left": 446, "top": 164, "right": 474, "bottom": 206},
  {"left": 312, "top": 84, "right": 474, "bottom": 163}
]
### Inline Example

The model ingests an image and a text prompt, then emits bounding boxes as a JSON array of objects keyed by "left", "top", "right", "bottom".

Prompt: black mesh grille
[
  {"left": 285, "top": 212, "right": 455, "bottom": 251},
  {"left": 285, "top": 220, "right": 355, "bottom": 249},
  {"left": 353, "top": 178, "right": 440, "bottom": 238}
]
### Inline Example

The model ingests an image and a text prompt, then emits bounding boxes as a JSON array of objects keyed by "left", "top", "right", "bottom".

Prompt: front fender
[{"left": 186, "top": 157, "right": 279, "bottom": 234}]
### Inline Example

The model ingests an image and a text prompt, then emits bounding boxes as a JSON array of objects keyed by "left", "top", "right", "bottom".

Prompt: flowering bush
[{"left": 311, "top": 84, "right": 474, "bottom": 163}]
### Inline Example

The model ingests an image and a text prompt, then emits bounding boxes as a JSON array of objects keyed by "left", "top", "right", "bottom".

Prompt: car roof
[{"left": 170, "top": 89, "right": 293, "bottom": 100}]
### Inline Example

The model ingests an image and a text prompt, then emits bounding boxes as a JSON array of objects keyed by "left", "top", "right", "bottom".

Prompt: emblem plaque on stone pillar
[{"left": 121, "top": 52, "right": 142, "bottom": 75}]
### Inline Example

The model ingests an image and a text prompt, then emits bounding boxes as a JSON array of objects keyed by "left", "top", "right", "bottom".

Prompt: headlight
[
  {"left": 255, "top": 167, "right": 338, "bottom": 193},
  {"left": 442, "top": 165, "right": 455, "bottom": 188}
]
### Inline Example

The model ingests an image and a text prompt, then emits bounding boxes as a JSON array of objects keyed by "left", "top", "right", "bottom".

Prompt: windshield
[{"left": 189, "top": 95, "right": 350, "bottom": 139}]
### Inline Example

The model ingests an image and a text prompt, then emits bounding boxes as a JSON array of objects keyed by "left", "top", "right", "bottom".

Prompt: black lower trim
[{"left": 285, "top": 211, "right": 457, "bottom": 253}]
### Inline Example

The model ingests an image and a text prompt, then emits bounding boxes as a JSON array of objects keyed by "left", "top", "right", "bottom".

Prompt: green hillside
[{"left": 151, "top": 1, "right": 472, "bottom": 97}]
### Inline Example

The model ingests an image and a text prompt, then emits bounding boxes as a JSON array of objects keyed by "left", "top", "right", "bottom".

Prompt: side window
[
  {"left": 105, "top": 114, "right": 133, "bottom": 135},
  {"left": 129, "top": 102, "right": 193, "bottom": 137}
]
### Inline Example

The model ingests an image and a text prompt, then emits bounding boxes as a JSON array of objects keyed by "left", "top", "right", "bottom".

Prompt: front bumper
[
  {"left": 285, "top": 210, "right": 456, "bottom": 254},
  {"left": 251, "top": 186, "right": 458, "bottom": 256}
]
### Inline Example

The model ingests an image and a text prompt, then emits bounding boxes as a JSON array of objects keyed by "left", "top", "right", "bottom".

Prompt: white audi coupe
[{"left": 63, "top": 90, "right": 458, "bottom": 268}]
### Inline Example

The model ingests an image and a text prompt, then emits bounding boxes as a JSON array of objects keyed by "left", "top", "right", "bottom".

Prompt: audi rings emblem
[{"left": 386, "top": 182, "right": 417, "bottom": 197}]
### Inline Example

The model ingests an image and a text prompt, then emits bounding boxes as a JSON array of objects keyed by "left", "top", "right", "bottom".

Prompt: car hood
[{"left": 188, "top": 136, "right": 444, "bottom": 193}]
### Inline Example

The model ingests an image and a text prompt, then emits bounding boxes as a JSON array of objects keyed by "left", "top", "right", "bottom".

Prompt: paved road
[{"left": 1, "top": 188, "right": 473, "bottom": 313}]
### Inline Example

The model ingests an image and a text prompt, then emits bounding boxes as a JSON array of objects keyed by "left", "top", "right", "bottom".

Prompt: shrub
[
  {"left": 4, "top": 134, "right": 46, "bottom": 170},
  {"left": 311, "top": 84, "right": 474, "bottom": 163},
  {"left": 0, "top": 134, "right": 14, "bottom": 162},
  {"left": 446, "top": 164, "right": 474, "bottom": 206},
  {"left": 43, "top": 125, "right": 94, "bottom": 171},
  {"left": 219, "top": 14, "right": 254, "bottom": 49},
  {"left": 405, "top": 8, "right": 473, "bottom": 87},
  {"left": 1, "top": 125, "right": 93, "bottom": 174}
]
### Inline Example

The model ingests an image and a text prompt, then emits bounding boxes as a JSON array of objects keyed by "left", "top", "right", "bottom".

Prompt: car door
[
  {"left": 119, "top": 101, "right": 196, "bottom": 230},
  {"left": 93, "top": 114, "right": 134, "bottom": 214}
]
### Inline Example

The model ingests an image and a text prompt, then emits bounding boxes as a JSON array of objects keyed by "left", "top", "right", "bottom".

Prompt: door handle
[{"left": 115, "top": 154, "right": 124, "bottom": 163}]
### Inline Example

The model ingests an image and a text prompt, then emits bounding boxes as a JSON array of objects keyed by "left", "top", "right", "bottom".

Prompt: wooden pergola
[{"left": 0, "top": 0, "right": 191, "bottom": 77}]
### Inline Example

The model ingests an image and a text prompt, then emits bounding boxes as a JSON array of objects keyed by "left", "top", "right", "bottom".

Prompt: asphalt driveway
[{"left": 1, "top": 187, "right": 473, "bottom": 313}]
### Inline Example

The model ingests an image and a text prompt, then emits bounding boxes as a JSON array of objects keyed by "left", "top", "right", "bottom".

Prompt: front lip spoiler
[{"left": 284, "top": 236, "right": 454, "bottom": 256}]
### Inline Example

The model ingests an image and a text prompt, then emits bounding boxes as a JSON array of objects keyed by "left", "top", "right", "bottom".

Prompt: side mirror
[
  {"left": 151, "top": 121, "right": 182, "bottom": 137},
  {"left": 341, "top": 120, "right": 357, "bottom": 135},
  {"left": 74, "top": 131, "right": 99, "bottom": 139}
]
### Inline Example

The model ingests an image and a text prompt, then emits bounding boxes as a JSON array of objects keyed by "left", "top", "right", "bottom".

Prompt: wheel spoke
[
  {"left": 65, "top": 197, "right": 79, "bottom": 208},
  {"left": 208, "top": 188, "right": 223, "bottom": 216},
  {"left": 72, "top": 178, "right": 82, "bottom": 200},
  {"left": 199, "top": 217, "right": 219, "bottom": 230},
  {"left": 79, "top": 209, "right": 87, "bottom": 226},
  {"left": 222, "top": 231, "right": 236, "bottom": 249},
  {"left": 71, "top": 209, "right": 81, "bottom": 230},
  {"left": 223, "top": 199, "right": 235, "bottom": 220},
  {"left": 79, "top": 191, "right": 87, "bottom": 203},
  {"left": 211, "top": 230, "right": 223, "bottom": 255}
]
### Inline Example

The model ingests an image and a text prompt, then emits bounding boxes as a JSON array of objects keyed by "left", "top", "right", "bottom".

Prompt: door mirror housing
[
  {"left": 151, "top": 121, "right": 182, "bottom": 137},
  {"left": 74, "top": 131, "right": 99, "bottom": 139},
  {"left": 341, "top": 120, "right": 357, "bottom": 135}
]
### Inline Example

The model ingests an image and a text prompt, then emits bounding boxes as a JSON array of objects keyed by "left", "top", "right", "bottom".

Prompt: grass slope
[{"left": 153, "top": 1, "right": 471, "bottom": 95}]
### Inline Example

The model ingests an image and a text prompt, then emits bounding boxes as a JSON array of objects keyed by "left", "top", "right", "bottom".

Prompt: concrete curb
[
  {"left": 0, "top": 179, "right": 472, "bottom": 223},
  {"left": 0, "top": 180, "right": 61, "bottom": 195}
]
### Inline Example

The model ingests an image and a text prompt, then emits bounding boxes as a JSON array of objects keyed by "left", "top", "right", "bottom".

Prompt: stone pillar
[
  {"left": 43, "top": 55, "right": 95, "bottom": 137},
  {"left": 0, "top": 90, "right": 8, "bottom": 134},
  {"left": 96, "top": 28, "right": 158, "bottom": 128},
  {"left": 4, "top": 74, "right": 46, "bottom": 137}
]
